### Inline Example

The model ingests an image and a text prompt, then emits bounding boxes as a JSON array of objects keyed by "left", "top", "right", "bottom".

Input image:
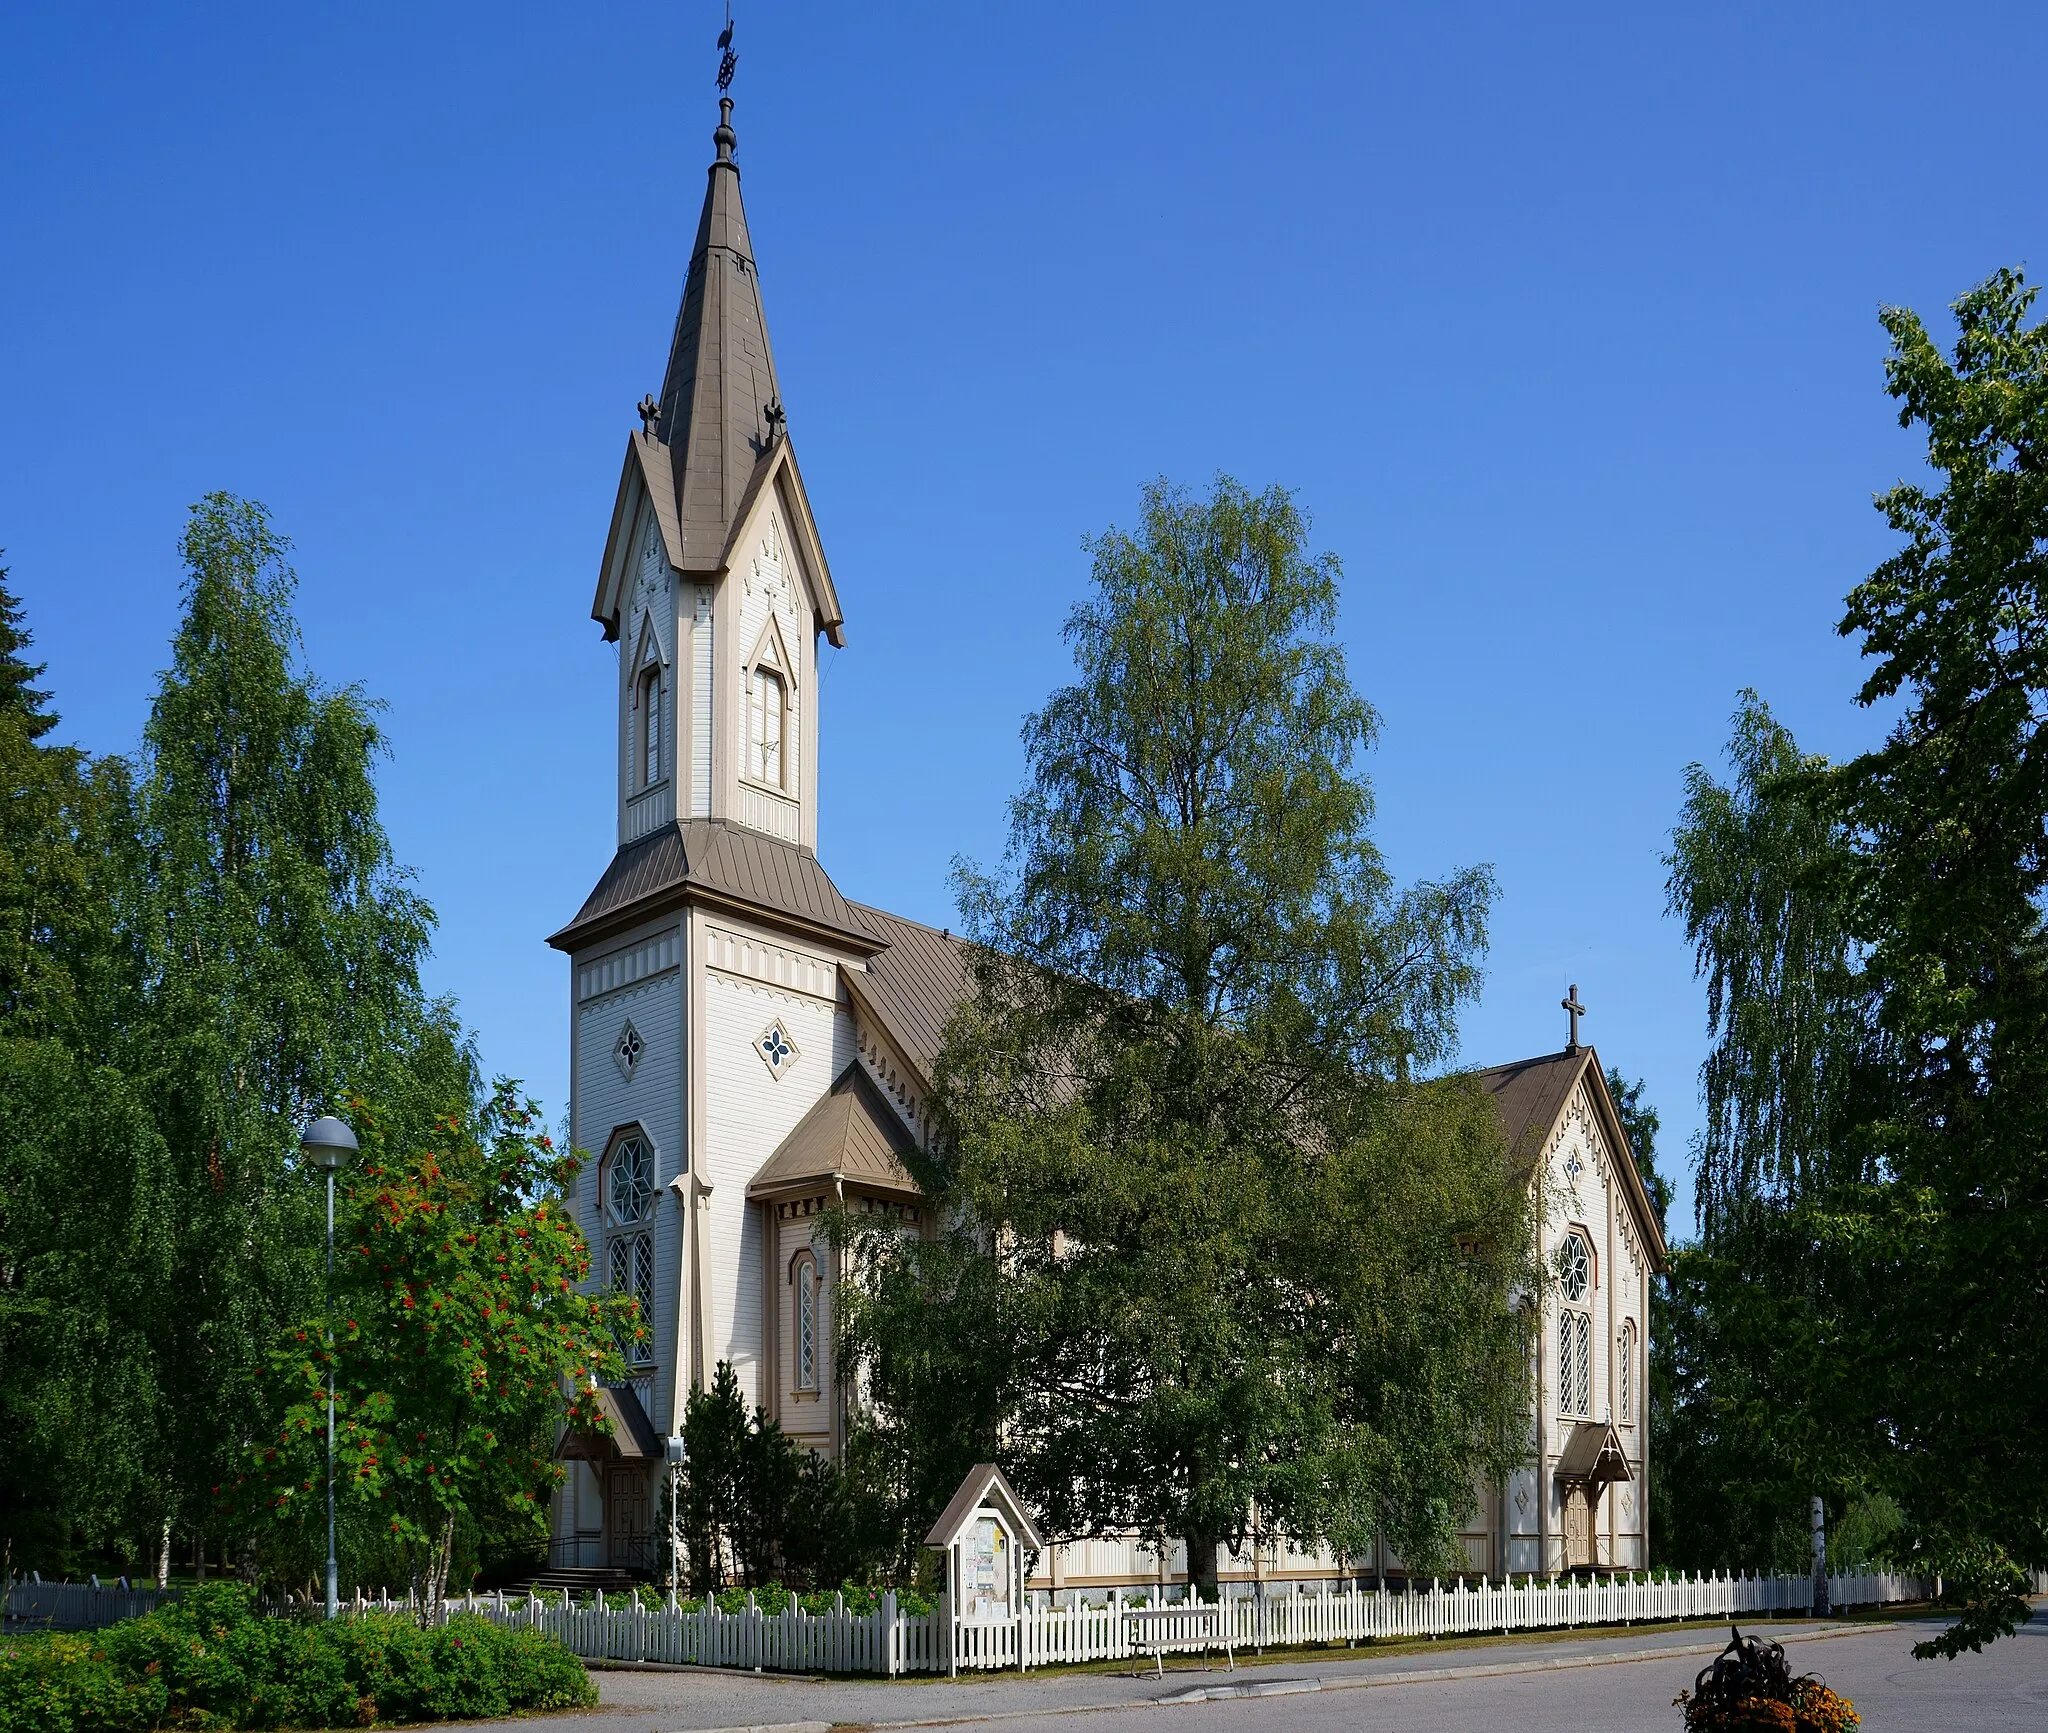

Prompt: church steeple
[{"left": 654, "top": 97, "right": 784, "bottom": 574}]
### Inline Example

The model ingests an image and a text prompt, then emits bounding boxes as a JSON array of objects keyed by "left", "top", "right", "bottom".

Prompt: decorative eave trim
[
  {"left": 1532, "top": 1052, "right": 1671, "bottom": 1274},
  {"left": 592, "top": 431, "right": 687, "bottom": 642},
  {"left": 840, "top": 968, "right": 935, "bottom": 1101},
  {"left": 750, "top": 1167, "right": 924, "bottom": 1205},
  {"left": 715, "top": 438, "right": 844, "bottom": 647}
]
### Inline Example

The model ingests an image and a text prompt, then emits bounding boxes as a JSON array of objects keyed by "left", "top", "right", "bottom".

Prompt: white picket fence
[
  {"left": 440, "top": 1568, "right": 1949, "bottom": 1675},
  {"left": 3, "top": 1576, "right": 178, "bottom": 1630},
  {"left": 16, "top": 1566, "right": 2047, "bottom": 1672}
]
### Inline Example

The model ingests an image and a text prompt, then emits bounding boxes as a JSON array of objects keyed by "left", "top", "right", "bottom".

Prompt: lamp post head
[{"left": 300, "top": 1115, "right": 359, "bottom": 1173}]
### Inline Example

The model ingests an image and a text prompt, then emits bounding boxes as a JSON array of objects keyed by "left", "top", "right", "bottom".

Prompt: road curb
[
  {"left": 662, "top": 1723, "right": 834, "bottom": 1733},
  {"left": 1158, "top": 1678, "right": 1323, "bottom": 1703}
]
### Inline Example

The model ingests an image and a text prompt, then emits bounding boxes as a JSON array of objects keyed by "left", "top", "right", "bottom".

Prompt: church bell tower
[
  {"left": 586, "top": 94, "right": 845, "bottom": 857},
  {"left": 546, "top": 87, "right": 898, "bottom": 1578}
]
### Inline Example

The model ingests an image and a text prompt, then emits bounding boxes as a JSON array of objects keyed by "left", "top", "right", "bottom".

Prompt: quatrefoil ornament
[
  {"left": 755, "top": 1018, "right": 799, "bottom": 1080},
  {"left": 613, "top": 1020, "right": 645, "bottom": 1081}
]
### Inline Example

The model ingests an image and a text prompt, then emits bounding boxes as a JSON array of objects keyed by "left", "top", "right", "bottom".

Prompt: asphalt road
[{"left": 445, "top": 1612, "right": 2048, "bottom": 1733}]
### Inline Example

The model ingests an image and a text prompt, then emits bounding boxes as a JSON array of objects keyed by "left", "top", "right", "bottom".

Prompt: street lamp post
[
  {"left": 664, "top": 1434, "right": 686, "bottom": 1594},
  {"left": 300, "top": 1115, "right": 359, "bottom": 1620}
]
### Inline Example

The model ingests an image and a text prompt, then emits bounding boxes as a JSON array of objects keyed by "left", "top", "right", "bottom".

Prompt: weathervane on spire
[{"left": 716, "top": 4, "right": 737, "bottom": 94}]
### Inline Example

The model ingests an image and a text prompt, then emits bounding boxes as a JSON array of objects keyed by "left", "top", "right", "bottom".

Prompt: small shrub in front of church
[
  {"left": 0, "top": 1582, "right": 595, "bottom": 1731},
  {"left": 1674, "top": 1628, "right": 1858, "bottom": 1733}
]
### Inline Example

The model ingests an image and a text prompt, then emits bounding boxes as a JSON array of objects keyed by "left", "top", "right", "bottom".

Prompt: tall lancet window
[
  {"left": 1619, "top": 1318, "right": 1638, "bottom": 1424},
  {"left": 797, "top": 1257, "right": 818, "bottom": 1391},
  {"left": 637, "top": 663, "right": 663, "bottom": 788},
  {"left": 749, "top": 665, "right": 786, "bottom": 788}
]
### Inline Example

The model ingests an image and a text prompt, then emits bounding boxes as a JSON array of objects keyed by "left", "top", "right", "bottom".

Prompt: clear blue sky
[{"left": 5, "top": 3, "right": 2042, "bottom": 1235}]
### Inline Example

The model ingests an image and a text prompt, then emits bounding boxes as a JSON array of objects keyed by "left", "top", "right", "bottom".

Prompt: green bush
[
  {"left": 0, "top": 1583, "right": 594, "bottom": 1730},
  {"left": 658, "top": 1579, "right": 932, "bottom": 1618}
]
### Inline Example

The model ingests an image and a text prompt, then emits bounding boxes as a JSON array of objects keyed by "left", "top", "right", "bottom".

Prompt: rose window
[
  {"left": 1559, "top": 1233, "right": 1591, "bottom": 1303},
  {"left": 608, "top": 1136, "right": 652, "bottom": 1226}
]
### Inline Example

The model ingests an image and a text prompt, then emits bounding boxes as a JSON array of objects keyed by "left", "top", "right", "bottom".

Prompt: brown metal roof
[
  {"left": 548, "top": 820, "right": 889, "bottom": 954},
  {"left": 556, "top": 1384, "right": 663, "bottom": 1462},
  {"left": 1472, "top": 1045, "right": 1671, "bottom": 1271},
  {"left": 845, "top": 904, "right": 976, "bottom": 1086},
  {"left": 747, "top": 1063, "right": 920, "bottom": 1199},
  {"left": 923, "top": 1463, "right": 1045, "bottom": 1551},
  {"left": 591, "top": 100, "right": 843, "bottom": 645},
  {"left": 1555, "top": 1420, "right": 1632, "bottom": 1487},
  {"left": 657, "top": 100, "right": 782, "bottom": 576},
  {"left": 1473, "top": 1049, "right": 1593, "bottom": 1173}
]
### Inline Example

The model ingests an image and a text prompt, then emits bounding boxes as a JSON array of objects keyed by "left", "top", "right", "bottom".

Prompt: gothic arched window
[
  {"left": 749, "top": 664, "right": 785, "bottom": 788},
  {"left": 1619, "top": 1318, "right": 1638, "bottom": 1424},
  {"left": 1559, "top": 1231, "right": 1592, "bottom": 1303},
  {"left": 1558, "top": 1306, "right": 1592, "bottom": 1417},
  {"left": 601, "top": 1132, "right": 656, "bottom": 1368},
  {"left": 609, "top": 1231, "right": 655, "bottom": 1367}
]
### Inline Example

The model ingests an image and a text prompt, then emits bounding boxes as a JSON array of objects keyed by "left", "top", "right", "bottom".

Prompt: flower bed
[
  {"left": 1676, "top": 1628, "right": 1859, "bottom": 1733},
  {"left": 0, "top": 1583, "right": 595, "bottom": 1731}
]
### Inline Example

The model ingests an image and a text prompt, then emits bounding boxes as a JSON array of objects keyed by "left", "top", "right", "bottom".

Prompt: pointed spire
[{"left": 652, "top": 96, "right": 785, "bottom": 571}]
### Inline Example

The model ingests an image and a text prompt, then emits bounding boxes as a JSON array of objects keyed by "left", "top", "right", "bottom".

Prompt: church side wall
[
  {"left": 699, "top": 940, "right": 856, "bottom": 1411},
  {"left": 554, "top": 923, "right": 684, "bottom": 1564},
  {"left": 572, "top": 931, "right": 684, "bottom": 1413}
]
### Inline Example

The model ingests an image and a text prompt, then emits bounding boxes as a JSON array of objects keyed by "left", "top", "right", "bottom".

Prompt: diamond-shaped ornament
[
  {"left": 613, "top": 1019, "right": 644, "bottom": 1081},
  {"left": 756, "top": 1018, "right": 799, "bottom": 1080}
]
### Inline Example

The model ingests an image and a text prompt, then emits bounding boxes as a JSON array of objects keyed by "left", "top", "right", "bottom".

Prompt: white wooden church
[{"left": 547, "top": 95, "right": 1668, "bottom": 1592}]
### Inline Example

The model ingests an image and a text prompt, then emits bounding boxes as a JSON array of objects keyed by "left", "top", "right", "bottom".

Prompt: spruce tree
[{"left": 0, "top": 560, "right": 169, "bottom": 1577}]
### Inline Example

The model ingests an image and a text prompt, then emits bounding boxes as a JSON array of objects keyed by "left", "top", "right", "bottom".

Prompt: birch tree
[{"left": 841, "top": 477, "right": 1529, "bottom": 1593}]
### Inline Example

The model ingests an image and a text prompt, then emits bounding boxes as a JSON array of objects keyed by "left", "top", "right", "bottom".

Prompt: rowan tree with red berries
[{"left": 235, "top": 1081, "right": 637, "bottom": 1612}]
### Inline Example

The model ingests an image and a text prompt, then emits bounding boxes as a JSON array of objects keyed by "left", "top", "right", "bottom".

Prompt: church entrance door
[
  {"left": 1561, "top": 1484, "right": 1592, "bottom": 1569},
  {"left": 606, "top": 1465, "right": 653, "bottom": 1573}
]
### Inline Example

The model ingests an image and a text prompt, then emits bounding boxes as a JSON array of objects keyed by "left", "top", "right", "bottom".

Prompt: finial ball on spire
[{"left": 714, "top": 97, "right": 736, "bottom": 162}]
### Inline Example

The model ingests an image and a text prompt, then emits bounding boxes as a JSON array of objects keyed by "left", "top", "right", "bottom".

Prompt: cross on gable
[{"left": 1562, "top": 983, "right": 1587, "bottom": 1054}]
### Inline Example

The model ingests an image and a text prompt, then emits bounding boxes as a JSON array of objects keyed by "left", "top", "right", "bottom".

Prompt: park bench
[{"left": 1122, "top": 1601, "right": 1237, "bottom": 1678}]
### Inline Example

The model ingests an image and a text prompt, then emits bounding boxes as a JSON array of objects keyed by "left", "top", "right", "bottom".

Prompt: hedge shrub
[
  {"left": 613, "top": 1580, "right": 933, "bottom": 1617},
  {"left": 0, "top": 1583, "right": 594, "bottom": 1731}
]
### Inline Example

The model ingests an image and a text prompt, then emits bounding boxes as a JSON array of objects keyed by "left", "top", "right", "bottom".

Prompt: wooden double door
[{"left": 606, "top": 1465, "right": 654, "bottom": 1572}]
